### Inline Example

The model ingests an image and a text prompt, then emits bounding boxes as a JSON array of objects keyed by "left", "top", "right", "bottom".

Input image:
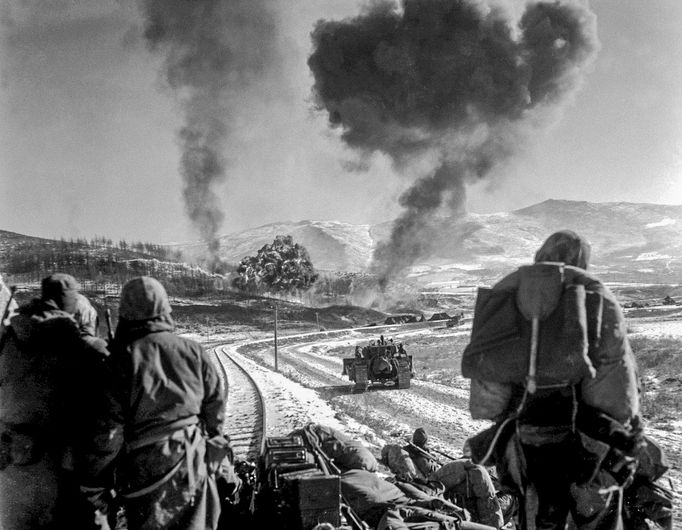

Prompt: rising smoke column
[
  {"left": 141, "top": 0, "right": 278, "bottom": 267},
  {"left": 308, "top": 0, "right": 598, "bottom": 284}
]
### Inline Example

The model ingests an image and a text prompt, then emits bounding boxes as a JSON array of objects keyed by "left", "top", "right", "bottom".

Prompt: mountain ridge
[
  {"left": 179, "top": 199, "right": 682, "bottom": 284},
  {"left": 3, "top": 199, "right": 682, "bottom": 286}
]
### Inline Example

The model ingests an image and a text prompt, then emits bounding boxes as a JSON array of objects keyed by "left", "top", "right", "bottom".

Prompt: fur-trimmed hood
[{"left": 9, "top": 299, "right": 79, "bottom": 345}]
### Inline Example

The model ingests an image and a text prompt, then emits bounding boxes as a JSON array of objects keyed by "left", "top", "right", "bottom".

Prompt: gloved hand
[
  {"left": 93, "top": 509, "right": 112, "bottom": 530},
  {"left": 206, "top": 434, "right": 233, "bottom": 475}
]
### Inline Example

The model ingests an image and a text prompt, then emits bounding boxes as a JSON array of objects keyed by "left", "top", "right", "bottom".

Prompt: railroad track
[{"left": 212, "top": 346, "right": 267, "bottom": 461}]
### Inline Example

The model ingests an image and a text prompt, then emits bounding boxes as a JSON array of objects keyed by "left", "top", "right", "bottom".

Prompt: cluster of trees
[
  {"left": 3, "top": 237, "right": 182, "bottom": 277},
  {"left": 4, "top": 233, "right": 323, "bottom": 299},
  {"left": 232, "top": 235, "right": 318, "bottom": 294},
  {"left": 0, "top": 237, "right": 226, "bottom": 297},
  {"left": 68, "top": 236, "right": 182, "bottom": 261}
]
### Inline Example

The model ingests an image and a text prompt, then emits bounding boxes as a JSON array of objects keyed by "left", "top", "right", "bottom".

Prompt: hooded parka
[{"left": 94, "top": 277, "right": 226, "bottom": 530}]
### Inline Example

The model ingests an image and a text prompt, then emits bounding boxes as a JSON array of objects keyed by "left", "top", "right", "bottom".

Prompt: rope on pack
[{"left": 121, "top": 423, "right": 203, "bottom": 500}]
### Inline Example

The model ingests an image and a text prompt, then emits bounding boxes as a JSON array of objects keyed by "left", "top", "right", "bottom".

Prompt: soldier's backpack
[
  {"left": 465, "top": 262, "right": 640, "bottom": 424},
  {"left": 462, "top": 262, "right": 599, "bottom": 389}
]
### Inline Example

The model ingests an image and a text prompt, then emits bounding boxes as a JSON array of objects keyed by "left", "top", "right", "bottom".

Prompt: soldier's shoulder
[
  {"left": 10, "top": 301, "right": 78, "bottom": 342},
  {"left": 491, "top": 269, "right": 520, "bottom": 291},
  {"left": 564, "top": 265, "right": 604, "bottom": 291},
  {"left": 155, "top": 330, "right": 204, "bottom": 354}
]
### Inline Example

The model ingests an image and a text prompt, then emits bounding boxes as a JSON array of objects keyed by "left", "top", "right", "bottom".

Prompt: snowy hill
[
  {"left": 5, "top": 199, "right": 680, "bottom": 287},
  {"left": 172, "top": 220, "right": 375, "bottom": 273},
  {"left": 174, "top": 200, "right": 682, "bottom": 284}
]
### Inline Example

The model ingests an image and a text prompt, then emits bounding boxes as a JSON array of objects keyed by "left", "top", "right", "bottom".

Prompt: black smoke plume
[
  {"left": 309, "top": 0, "right": 598, "bottom": 284},
  {"left": 141, "top": 0, "right": 278, "bottom": 268}
]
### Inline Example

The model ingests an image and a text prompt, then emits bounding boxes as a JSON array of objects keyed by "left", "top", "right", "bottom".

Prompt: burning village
[{"left": 0, "top": 1, "right": 680, "bottom": 529}]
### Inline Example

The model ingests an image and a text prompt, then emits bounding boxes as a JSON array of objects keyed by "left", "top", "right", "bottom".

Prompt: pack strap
[
  {"left": 126, "top": 416, "right": 198, "bottom": 451},
  {"left": 121, "top": 424, "right": 203, "bottom": 500},
  {"left": 121, "top": 455, "right": 185, "bottom": 500}
]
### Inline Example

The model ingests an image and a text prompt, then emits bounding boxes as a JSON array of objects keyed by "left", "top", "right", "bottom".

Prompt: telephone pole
[{"left": 274, "top": 303, "right": 279, "bottom": 372}]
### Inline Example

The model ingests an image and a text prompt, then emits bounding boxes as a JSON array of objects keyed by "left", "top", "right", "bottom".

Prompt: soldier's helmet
[{"left": 413, "top": 427, "right": 428, "bottom": 448}]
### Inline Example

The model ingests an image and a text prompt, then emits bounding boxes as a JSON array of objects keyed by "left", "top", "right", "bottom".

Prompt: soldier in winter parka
[
  {"left": 0, "top": 273, "right": 84, "bottom": 529},
  {"left": 89, "top": 276, "right": 227, "bottom": 530},
  {"left": 463, "top": 231, "right": 642, "bottom": 529}
]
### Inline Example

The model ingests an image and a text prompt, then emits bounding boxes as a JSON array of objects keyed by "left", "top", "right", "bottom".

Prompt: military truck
[{"left": 342, "top": 336, "right": 413, "bottom": 391}]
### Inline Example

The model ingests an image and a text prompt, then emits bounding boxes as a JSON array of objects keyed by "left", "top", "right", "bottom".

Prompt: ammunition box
[
  {"left": 298, "top": 475, "right": 341, "bottom": 529},
  {"left": 263, "top": 435, "right": 316, "bottom": 472},
  {"left": 266, "top": 435, "right": 305, "bottom": 450},
  {"left": 264, "top": 447, "right": 316, "bottom": 470}
]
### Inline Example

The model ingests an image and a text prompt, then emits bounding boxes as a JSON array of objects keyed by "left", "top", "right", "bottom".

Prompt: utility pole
[
  {"left": 274, "top": 303, "right": 279, "bottom": 372},
  {"left": 316, "top": 311, "right": 320, "bottom": 332}
]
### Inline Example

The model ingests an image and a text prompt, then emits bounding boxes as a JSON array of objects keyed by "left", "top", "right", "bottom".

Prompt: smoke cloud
[
  {"left": 141, "top": 0, "right": 279, "bottom": 267},
  {"left": 309, "top": 0, "right": 598, "bottom": 284}
]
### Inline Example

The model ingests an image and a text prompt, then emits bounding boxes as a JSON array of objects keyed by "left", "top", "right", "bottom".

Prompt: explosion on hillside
[
  {"left": 140, "top": 0, "right": 279, "bottom": 269},
  {"left": 309, "top": 0, "right": 599, "bottom": 286}
]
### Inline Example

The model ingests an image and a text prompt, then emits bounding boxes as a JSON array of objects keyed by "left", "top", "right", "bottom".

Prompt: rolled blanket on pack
[{"left": 429, "top": 460, "right": 504, "bottom": 529}]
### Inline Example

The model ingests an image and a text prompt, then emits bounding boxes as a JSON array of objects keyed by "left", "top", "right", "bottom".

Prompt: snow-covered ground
[
  {"left": 202, "top": 316, "right": 681, "bottom": 524},
  {"left": 628, "top": 320, "right": 682, "bottom": 337}
]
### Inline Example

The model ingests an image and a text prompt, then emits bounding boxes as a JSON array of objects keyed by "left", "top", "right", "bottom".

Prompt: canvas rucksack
[{"left": 462, "top": 262, "right": 600, "bottom": 390}]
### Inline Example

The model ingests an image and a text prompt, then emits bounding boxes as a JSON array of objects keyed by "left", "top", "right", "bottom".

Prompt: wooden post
[
  {"left": 316, "top": 311, "right": 320, "bottom": 331},
  {"left": 274, "top": 303, "right": 279, "bottom": 372}
]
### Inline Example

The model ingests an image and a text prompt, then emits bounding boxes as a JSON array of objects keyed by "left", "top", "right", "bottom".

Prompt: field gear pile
[
  {"left": 339, "top": 469, "right": 495, "bottom": 530},
  {"left": 463, "top": 230, "right": 642, "bottom": 529},
  {"left": 85, "top": 276, "right": 228, "bottom": 530},
  {"left": 291, "top": 423, "right": 379, "bottom": 472},
  {"left": 623, "top": 436, "right": 674, "bottom": 530},
  {"left": 429, "top": 460, "right": 504, "bottom": 529},
  {"left": 382, "top": 431, "right": 505, "bottom": 528}
]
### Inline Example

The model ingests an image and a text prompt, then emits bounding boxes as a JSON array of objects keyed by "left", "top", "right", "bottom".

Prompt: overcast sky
[{"left": 1, "top": 1, "right": 680, "bottom": 244}]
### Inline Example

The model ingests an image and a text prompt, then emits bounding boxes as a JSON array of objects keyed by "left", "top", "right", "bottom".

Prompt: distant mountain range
[
  {"left": 3, "top": 200, "right": 682, "bottom": 288},
  {"left": 170, "top": 199, "right": 682, "bottom": 285}
]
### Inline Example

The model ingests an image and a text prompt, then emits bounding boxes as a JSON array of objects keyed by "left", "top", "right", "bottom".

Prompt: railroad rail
[{"left": 212, "top": 345, "right": 267, "bottom": 461}]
